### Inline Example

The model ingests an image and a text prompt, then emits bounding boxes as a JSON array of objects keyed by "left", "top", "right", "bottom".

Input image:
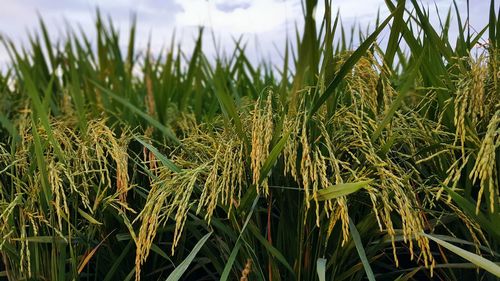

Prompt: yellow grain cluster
[
  {"left": 279, "top": 54, "right": 438, "bottom": 268},
  {"left": 470, "top": 109, "right": 500, "bottom": 213},
  {"left": 0, "top": 114, "right": 131, "bottom": 279},
  {"left": 129, "top": 53, "right": 495, "bottom": 277},
  {"left": 250, "top": 93, "right": 274, "bottom": 194},
  {"left": 134, "top": 163, "right": 206, "bottom": 280},
  {"left": 348, "top": 54, "right": 381, "bottom": 113},
  {"left": 454, "top": 56, "right": 488, "bottom": 152},
  {"left": 199, "top": 137, "right": 245, "bottom": 220},
  {"left": 134, "top": 114, "right": 248, "bottom": 280}
]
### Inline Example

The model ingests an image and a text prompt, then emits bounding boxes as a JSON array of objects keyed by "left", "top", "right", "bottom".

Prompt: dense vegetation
[{"left": 0, "top": 0, "right": 499, "bottom": 280}]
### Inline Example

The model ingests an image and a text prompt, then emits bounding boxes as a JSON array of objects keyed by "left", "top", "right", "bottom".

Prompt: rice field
[{"left": 0, "top": 0, "right": 499, "bottom": 280}]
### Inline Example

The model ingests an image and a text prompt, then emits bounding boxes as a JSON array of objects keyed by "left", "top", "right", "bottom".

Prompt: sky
[{"left": 0, "top": 0, "right": 493, "bottom": 69}]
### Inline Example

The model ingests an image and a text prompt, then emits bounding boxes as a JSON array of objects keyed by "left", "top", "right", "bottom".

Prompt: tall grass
[{"left": 0, "top": 0, "right": 499, "bottom": 280}]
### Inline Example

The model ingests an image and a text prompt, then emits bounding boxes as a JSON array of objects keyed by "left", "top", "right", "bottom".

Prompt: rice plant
[{"left": 0, "top": 0, "right": 499, "bottom": 280}]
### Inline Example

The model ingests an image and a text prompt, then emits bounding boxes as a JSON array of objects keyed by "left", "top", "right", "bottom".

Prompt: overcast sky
[{"left": 0, "top": 0, "right": 492, "bottom": 69}]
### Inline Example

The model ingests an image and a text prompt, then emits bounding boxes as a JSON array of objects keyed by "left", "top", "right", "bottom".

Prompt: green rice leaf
[
  {"left": 0, "top": 113, "right": 19, "bottom": 143},
  {"left": 316, "top": 180, "right": 372, "bottom": 201},
  {"left": 440, "top": 185, "right": 500, "bottom": 239},
  {"left": 349, "top": 217, "right": 376, "bottom": 281},
  {"left": 78, "top": 208, "right": 102, "bottom": 225},
  {"left": 220, "top": 196, "right": 259, "bottom": 281},
  {"left": 422, "top": 233, "right": 500, "bottom": 277},
  {"left": 259, "top": 130, "right": 291, "bottom": 184},
  {"left": 248, "top": 223, "right": 295, "bottom": 276},
  {"left": 134, "top": 136, "right": 181, "bottom": 173},
  {"left": 13, "top": 236, "right": 68, "bottom": 244},
  {"left": 165, "top": 231, "right": 212, "bottom": 281}
]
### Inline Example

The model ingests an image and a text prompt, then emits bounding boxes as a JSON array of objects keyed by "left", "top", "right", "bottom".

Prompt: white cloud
[{"left": 174, "top": 0, "right": 301, "bottom": 34}]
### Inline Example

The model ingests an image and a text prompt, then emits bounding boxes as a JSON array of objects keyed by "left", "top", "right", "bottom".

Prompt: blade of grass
[
  {"left": 220, "top": 196, "right": 259, "bottom": 281},
  {"left": 384, "top": 0, "right": 406, "bottom": 67},
  {"left": 165, "top": 231, "right": 212, "bottom": 281},
  {"left": 316, "top": 180, "right": 372, "bottom": 201},
  {"left": 440, "top": 184, "right": 500, "bottom": 239},
  {"left": 134, "top": 136, "right": 181, "bottom": 173},
  {"left": 78, "top": 230, "right": 115, "bottom": 274},
  {"left": 349, "top": 217, "right": 376, "bottom": 281},
  {"left": 247, "top": 223, "right": 295, "bottom": 276},
  {"left": 421, "top": 233, "right": 500, "bottom": 277},
  {"left": 259, "top": 130, "right": 291, "bottom": 183}
]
